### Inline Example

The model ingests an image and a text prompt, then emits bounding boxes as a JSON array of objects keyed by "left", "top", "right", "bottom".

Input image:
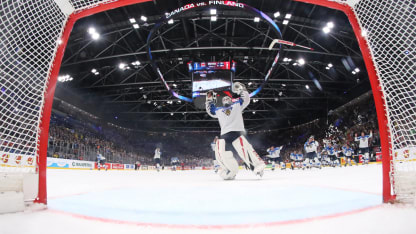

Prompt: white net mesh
[
  {"left": 0, "top": 0, "right": 67, "bottom": 174},
  {"left": 0, "top": 0, "right": 414, "bottom": 203},
  {"left": 350, "top": 0, "right": 416, "bottom": 203}
]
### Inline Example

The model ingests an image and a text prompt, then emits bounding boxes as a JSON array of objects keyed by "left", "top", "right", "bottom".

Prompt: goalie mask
[{"left": 222, "top": 96, "right": 232, "bottom": 107}]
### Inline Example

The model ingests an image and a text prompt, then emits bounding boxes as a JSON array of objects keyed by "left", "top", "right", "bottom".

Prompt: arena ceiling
[{"left": 56, "top": 0, "right": 371, "bottom": 132}]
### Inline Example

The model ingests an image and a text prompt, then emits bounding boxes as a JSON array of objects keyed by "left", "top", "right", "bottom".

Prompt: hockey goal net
[{"left": 0, "top": 0, "right": 414, "bottom": 211}]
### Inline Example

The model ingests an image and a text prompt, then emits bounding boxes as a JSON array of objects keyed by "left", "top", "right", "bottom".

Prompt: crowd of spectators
[{"left": 48, "top": 102, "right": 216, "bottom": 166}]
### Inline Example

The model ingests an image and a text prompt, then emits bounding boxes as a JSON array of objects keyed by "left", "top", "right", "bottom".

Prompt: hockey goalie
[{"left": 205, "top": 82, "right": 266, "bottom": 180}]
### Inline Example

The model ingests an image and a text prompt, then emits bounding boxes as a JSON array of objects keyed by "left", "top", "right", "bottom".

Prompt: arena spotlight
[
  {"left": 129, "top": 18, "right": 136, "bottom": 23},
  {"left": 88, "top": 27, "right": 100, "bottom": 40},
  {"left": 211, "top": 16, "right": 217, "bottom": 21},
  {"left": 91, "top": 33, "right": 100, "bottom": 40},
  {"left": 132, "top": 61, "right": 141, "bottom": 66},
  {"left": 327, "top": 22, "right": 334, "bottom": 28},
  {"left": 283, "top": 20, "right": 289, "bottom": 25},
  {"left": 57, "top": 74, "right": 73, "bottom": 82},
  {"left": 354, "top": 68, "right": 360, "bottom": 72},
  {"left": 168, "top": 19, "right": 174, "bottom": 24},
  {"left": 328, "top": 63, "right": 333, "bottom": 68},
  {"left": 140, "top": 15, "right": 147, "bottom": 21},
  {"left": 91, "top": 69, "right": 99, "bottom": 75},
  {"left": 285, "top": 13, "right": 292, "bottom": 19},
  {"left": 274, "top": 11, "right": 280, "bottom": 18},
  {"left": 133, "top": 24, "right": 139, "bottom": 29},
  {"left": 252, "top": 111, "right": 256, "bottom": 114},
  {"left": 323, "top": 27, "right": 330, "bottom": 34},
  {"left": 88, "top": 27, "right": 96, "bottom": 34},
  {"left": 119, "top": 63, "right": 126, "bottom": 70},
  {"left": 298, "top": 58, "right": 305, "bottom": 65},
  {"left": 305, "top": 85, "right": 310, "bottom": 89},
  {"left": 170, "top": 113, "right": 174, "bottom": 116},
  {"left": 210, "top": 9, "right": 217, "bottom": 15},
  {"left": 254, "top": 17, "right": 260, "bottom": 22}
]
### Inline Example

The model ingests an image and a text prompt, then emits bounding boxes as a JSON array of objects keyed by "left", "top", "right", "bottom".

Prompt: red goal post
[{"left": 0, "top": 0, "right": 413, "bottom": 208}]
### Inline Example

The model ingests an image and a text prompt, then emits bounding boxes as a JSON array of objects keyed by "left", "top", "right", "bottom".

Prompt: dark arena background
[{"left": 0, "top": 0, "right": 415, "bottom": 233}]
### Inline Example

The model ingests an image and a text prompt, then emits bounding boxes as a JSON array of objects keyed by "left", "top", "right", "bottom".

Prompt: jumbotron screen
[{"left": 189, "top": 61, "right": 236, "bottom": 93}]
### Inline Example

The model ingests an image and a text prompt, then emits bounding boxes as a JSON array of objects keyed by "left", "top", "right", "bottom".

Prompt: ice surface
[{"left": 1, "top": 164, "right": 416, "bottom": 234}]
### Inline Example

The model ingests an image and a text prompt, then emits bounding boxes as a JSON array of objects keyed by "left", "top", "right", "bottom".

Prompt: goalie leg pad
[
  {"left": 232, "top": 136, "right": 265, "bottom": 175},
  {"left": 218, "top": 151, "right": 238, "bottom": 180},
  {"left": 215, "top": 139, "right": 238, "bottom": 180}
]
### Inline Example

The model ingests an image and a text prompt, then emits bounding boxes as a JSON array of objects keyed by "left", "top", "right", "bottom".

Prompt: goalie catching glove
[{"left": 232, "top": 82, "right": 247, "bottom": 95}]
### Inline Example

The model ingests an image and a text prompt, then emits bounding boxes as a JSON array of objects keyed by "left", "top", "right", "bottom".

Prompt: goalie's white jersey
[{"left": 206, "top": 91, "right": 250, "bottom": 135}]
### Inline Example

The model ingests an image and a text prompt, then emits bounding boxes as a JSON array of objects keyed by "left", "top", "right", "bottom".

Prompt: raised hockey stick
[{"left": 269, "top": 39, "right": 314, "bottom": 51}]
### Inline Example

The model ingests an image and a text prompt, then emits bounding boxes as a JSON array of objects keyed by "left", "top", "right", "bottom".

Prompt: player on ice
[
  {"left": 154, "top": 147, "right": 162, "bottom": 172},
  {"left": 303, "top": 136, "right": 321, "bottom": 169},
  {"left": 323, "top": 142, "right": 340, "bottom": 167},
  {"left": 355, "top": 130, "right": 372, "bottom": 165},
  {"left": 206, "top": 82, "right": 266, "bottom": 180},
  {"left": 266, "top": 146, "right": 284, "bottom": 171},
  {"left": 342, "top": 144, "right": 354, "bottom": 166},
  {"left": 290, "top": 151, "right": 304, "bottom": 169},
  {"left": 211, "top": 136, "right": 220, "bottom": 173},
  {"left": 97, "top": 151, "right": 107, "bottom": 171}
]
